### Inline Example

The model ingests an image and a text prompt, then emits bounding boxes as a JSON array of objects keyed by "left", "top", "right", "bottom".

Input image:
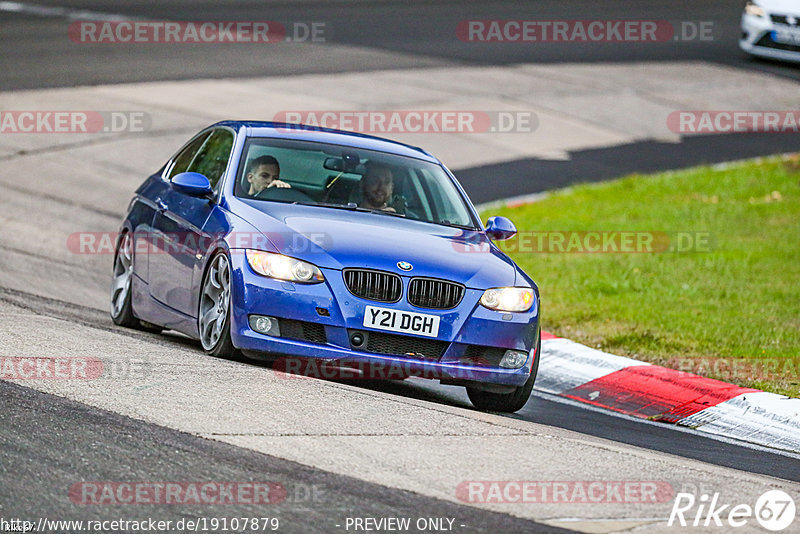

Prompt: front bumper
[
  {"left": 740, "top": 12, "right": 800, "bottom": 63},
  {"left": 227, "top": 252, "right": 539, "bottom": 387}
]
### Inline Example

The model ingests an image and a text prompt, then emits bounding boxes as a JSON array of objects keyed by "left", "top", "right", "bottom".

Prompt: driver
[
  {"left": 359, "top": 161, "right": 397, "bottom": 212},
  {"left": 246, "top": 155, "right": 291, "bottom": 196}
]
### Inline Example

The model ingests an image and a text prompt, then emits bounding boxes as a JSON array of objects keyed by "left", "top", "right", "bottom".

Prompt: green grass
[{"left": 482, "top": 156, "right": 800, "bottom": 397}]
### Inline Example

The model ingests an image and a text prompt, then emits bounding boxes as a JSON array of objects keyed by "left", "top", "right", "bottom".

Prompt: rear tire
[
  {"left": 466, "top": 332, "right": 541, "bottom": 413},
  {"left": 110, "top": 232, "right": 140, "bottom": 328},
  {"left": 198, "top": 252, "right": 237, "bottom": 358},
  {"left": 110, "top": 231, "right": 164, "bottom": 333}
]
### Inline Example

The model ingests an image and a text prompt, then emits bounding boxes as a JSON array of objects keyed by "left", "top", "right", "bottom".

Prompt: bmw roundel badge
[{"left": 397, "top": 261, "right": 413, "bottom": 271}]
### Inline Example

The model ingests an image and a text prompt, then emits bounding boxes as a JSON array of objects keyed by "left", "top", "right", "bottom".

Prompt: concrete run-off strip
[{"left": 1, "top": 60, "right": 798, "bottom": 172}]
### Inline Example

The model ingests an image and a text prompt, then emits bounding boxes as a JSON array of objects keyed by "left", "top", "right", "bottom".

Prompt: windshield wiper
[
  {"left": 292, "top": 201, "right": 369, "bottom": 212},
  {"left": 436, "top": 221, "right": 479, "bottom": 231},
  {"left": 364, "top": 208, "right": 408, "bottom": 219}
]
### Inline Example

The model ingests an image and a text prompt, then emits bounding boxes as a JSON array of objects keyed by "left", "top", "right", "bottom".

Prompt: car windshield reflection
[{"left": 235, "top": 138, "right": 479, "bottom": 230}]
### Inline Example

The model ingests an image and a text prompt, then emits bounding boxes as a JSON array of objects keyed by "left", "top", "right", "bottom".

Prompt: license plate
[
  {"left": 772, "top": 29, "right": 800, "bottom": 45},
  {"left": 363, "top": 306, "right": 440, "bottom": 338}
]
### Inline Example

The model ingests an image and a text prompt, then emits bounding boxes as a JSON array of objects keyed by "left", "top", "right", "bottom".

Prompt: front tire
[
  {"left": 198, "top": 252, "right": 237, "bottom": 358},
  {"left": 466, "top": 332, "right": 541, "bottom": 413}
]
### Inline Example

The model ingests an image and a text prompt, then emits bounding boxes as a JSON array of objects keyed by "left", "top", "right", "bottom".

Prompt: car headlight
[
  {"left": 745, "top": 1, "right": 765, "bottom": 17},
  {"left": 480, "top": 287, "right": 536, "bottom": 313},
  {"left": 245, "top": 250, "right": 324, "bottom": 283}
]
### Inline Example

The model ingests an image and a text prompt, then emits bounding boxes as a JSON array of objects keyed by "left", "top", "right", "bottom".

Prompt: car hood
[
  {"left": 758, "top": 0, "right": 800, "bottom": 14},
  {"left": 235, "top": 201, "right": 518, "bottom": 288}
]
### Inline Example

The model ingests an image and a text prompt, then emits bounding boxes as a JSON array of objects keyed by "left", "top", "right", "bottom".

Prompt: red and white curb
[{"left": 536, "top": 332, "right": 800, "bottom": 454}]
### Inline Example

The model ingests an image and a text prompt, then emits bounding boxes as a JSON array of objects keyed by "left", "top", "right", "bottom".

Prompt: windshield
[{"left": 234, "top": 137, "right": 478, "bottom": 229}]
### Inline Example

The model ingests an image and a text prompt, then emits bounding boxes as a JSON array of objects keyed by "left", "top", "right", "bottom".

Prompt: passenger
[
  {"left": 359, "top": 162, "right": 396, "bottom": 212},
  {"left": 246, "top": 155, "right": 291, "bottom": 196}
]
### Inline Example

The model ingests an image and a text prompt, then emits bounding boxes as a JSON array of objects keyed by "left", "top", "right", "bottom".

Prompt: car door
[{"left": 149, "top": 128, "right": 234, "bottom": 316}]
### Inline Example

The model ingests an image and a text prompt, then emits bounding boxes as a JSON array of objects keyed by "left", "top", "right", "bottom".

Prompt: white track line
[{"left": 0, "top": 1, "right": 134, "bottom": 21}]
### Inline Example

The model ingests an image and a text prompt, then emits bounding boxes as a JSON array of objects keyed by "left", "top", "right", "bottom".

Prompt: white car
[{"left": 740, "top": 0, "right": 800, "bottom": 63}]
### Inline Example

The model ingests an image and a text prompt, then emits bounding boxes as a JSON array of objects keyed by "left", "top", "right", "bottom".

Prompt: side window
[
  {"left": 167, "top": 132, "right": 211, "bottom": 180},
  {"left": 187, "top": 129, "right": 235, "bottom": 190}
]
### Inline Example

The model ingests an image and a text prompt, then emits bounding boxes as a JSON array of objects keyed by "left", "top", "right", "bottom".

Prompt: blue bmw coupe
[{"left": 111, "top": 121, "right": 540, "bottom": 412}]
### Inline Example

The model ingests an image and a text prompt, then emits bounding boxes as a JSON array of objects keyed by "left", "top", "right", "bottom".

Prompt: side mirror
[
  {"left": 485, "top": 216, "right": 517, "bottom": 240},
  {"left": 171, "top": 172, "right": 213, "bottom": 197}
]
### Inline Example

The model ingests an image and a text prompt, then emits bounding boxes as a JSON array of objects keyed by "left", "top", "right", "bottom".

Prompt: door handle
[{"left": 155, "top": 198, "right": 168, "bottom": 212}]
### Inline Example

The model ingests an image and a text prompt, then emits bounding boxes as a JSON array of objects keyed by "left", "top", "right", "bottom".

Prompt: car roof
[{"left": 212, "top": 120, "right": 439, "bottom": 163}]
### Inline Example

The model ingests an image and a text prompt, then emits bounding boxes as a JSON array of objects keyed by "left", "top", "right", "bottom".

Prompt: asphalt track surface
[
  {"left": 3, "top": 0, "right": 800, "bottom": 197},
  {"left": 0, "top": 380, "right": 574, "bottom": 533},
  {"left": 1, "top": 282, "right": 798, "bottom": 483},
  {"left": 0, "top": 283, "right": 797, "bottom": 531},
  {"left": 2, "top": 0, "right": 800, "bottom": 90},
  {"left": 1, "top": 1, "right": 800, "bottom": 532},
  {"left": 460, "top": 132, "right": 800, "bottom": 204}
]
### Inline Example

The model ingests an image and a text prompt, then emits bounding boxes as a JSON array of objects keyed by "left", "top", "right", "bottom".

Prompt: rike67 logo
[{"left": 669, "top": 490, "right": 796, "bottom": 531}]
